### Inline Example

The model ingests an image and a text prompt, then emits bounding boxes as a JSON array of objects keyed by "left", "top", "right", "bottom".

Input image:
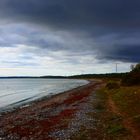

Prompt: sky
[{"left": 0, "top": 0, "right": 139, "bottom": 76}]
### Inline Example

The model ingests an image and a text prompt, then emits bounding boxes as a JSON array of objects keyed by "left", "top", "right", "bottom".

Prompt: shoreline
[
  {"left": 0, "top": 79, "right": 90, "bottom": 115},
  {"left": 0, "top": 80, "right": 103, "bottom": 139},
  {"left": 0, "top": 80, "right": 93, "bottom": 115}
]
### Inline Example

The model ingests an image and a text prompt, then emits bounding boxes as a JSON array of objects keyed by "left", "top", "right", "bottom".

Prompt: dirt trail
[{"left": 108, "top": 95, "right": 140, "bottom": 140}]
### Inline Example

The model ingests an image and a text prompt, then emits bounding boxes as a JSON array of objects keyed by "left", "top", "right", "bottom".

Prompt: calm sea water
[{"left": 0, "top": 78, "right": 88, "bottom": 111}]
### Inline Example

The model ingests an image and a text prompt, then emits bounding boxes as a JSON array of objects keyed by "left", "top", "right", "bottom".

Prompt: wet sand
[{"left": 0, "top": 80, "right": 103, "bottom": 140}]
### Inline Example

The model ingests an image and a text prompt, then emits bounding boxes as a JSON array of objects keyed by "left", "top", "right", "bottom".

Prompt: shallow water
[{"left": 0, "top": 78, "right": 88, "bottom": 111}]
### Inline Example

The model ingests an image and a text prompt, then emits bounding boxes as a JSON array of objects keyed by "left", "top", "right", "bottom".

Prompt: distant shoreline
[{"left": 0, "top": 72, "right": 128, "bottom": 79}]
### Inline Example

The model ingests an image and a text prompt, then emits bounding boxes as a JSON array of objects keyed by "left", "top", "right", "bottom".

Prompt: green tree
[
  {"left": 132, "top": 63, "right": 140, "bottom": 72},
  {"left": 122, "top": 63, "right": 140, "bottom": 86}
]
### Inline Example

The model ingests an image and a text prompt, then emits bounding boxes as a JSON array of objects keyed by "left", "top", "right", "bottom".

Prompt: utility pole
[{"left": 116, "top": 63, "right": 118, "bottom": 73}]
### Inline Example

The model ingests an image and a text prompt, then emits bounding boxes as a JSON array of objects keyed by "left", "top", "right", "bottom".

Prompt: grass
[
  {"left": 94, "top": 103, "right": 105, "bottom": 110},
  {"left": 110, "top": 86, "right": 140, "bottom": 122},
  {"left": 95, "top": 87, "right": 132, "bottom": 139},
  {"left": 107, "top": 124, "right": 127, "bottom": 135},
  {"left": 102, "top": 79, "right": 140, "bottom": 137},
  {"left": 133, "top": 115, "right": 140, "bottom": 128},
  {"left": 92, "top": 87, "right": 130, "bottom": 139}
]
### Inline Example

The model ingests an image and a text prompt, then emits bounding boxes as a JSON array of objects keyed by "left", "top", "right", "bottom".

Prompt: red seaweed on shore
[{"left": 7, "top": 108, "right": 77, "bottom": 139}]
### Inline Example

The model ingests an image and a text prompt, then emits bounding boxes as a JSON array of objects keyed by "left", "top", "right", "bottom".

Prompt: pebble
[{"left": 50, "top": 93, "right": 101, "bottom": 140}]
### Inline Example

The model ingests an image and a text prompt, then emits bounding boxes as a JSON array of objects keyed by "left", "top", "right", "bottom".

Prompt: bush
[
  {"left": 131, "top": 63, "right": 140, "bottom": 73},
  {"left": 122, "top": 72, "right": 140, "bottom": 86},
  {"left": 106, "top": 81, "right": 120, "bottom": 89},
  {"left": 122, "top": 63, "right": 140, "bottom": 86}
]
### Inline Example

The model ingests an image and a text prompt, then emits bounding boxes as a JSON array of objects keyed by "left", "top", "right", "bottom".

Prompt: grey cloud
[
  {"left": 1, "top": 60, "right": 38, "bottom": 67},
  {"left": 0, "top": 0, "right": 140, "bottom": 29},
  {"left": 0, "top": 0, "right": 139, "bottom": 64}
]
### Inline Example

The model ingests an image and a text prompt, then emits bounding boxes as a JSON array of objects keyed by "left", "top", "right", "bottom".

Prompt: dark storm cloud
[
  {"left": 0, "top": 0, "right": 140, "bottom": 29},
  {"left": 0, "top": 0, "right": 140, "bottom": 63},
  {"left": 97, "top": 44, "right": 140, "bottom": 62}
]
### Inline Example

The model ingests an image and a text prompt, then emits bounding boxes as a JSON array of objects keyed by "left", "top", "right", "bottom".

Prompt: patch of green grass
[
  {"left": 96, "top": 88, "right": 107, "bottom": 98},
  {"left": 107, "top": 124, "right": 127, "bottom": 135},
  {"left": 133, "top": 114, "right": 140, "bottom": 127},
  {"left": 71, "top": 126, "right": 91, "bottom": 140},
  {"left": 110, "top": 86, "right": 140, "bottom": 117},
  {"left": 104, "top": 113, "right": 129, "bottom": 137},
  {"left": 96, "top": 86, "right": 132, "bottom": 139},
  {"left": 99, "top": 82, "right": 140, "bottom": 138},
  {"left": 108, "top": 114, "right": 122, "bottom": 122},
  {"left": 94, "top": 90, "right": 107, "bottom": 112},
  {"left": 106, "top": 81, "right": 120, "bottom": 89},
  {"left": 94, "top": 103, "right": 105, "bottom": 110}
]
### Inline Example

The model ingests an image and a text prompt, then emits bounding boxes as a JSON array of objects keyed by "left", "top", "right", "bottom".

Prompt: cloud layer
[{"left": 0, "top": 0, "right": 139, "bottom": 75}]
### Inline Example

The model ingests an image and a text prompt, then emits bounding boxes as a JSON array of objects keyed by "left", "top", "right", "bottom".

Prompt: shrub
[
  {"left": 131, "top": 63, "right": 140, "bottom": 73},
  {"left": 122, "top": 73, "right": 140, "bottom": 86},
  {"left": 122, "top": 63, "right": 140, "bottom": 86},
  {"left": 106, "top": 81, "right": 120, "bottom": 89}
]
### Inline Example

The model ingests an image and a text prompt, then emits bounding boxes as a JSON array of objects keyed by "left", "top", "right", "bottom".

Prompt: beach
[
  {"left": 0, "top": 80, "right": 104, "bottom": 140},
  {"left": 0, "top": 79, "right": 139, "bottom": 140},
  {"left": 0, "top": 78, "right": 88, "bottom": 111}
]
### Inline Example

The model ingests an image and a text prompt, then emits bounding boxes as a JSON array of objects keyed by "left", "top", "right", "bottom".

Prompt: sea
[{"left": 0, "top": 78, "right": 88, "bottom": 112}]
